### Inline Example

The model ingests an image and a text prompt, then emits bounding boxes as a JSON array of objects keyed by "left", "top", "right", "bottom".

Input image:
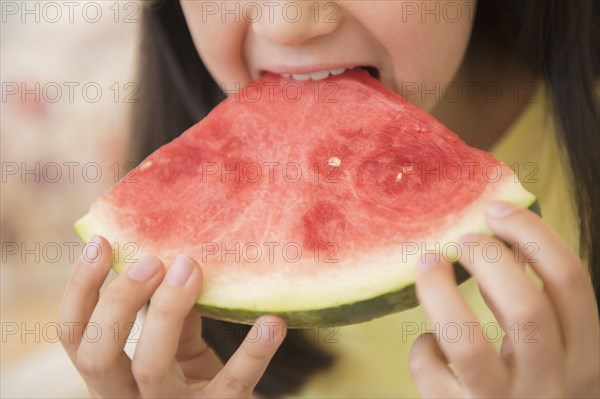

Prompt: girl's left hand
[{"left": 409, "top": 201, "right": 599, "bottom": 398}]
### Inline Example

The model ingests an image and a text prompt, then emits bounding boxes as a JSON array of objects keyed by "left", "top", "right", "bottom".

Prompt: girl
[{"left": 59, "top": 0, "right": 599, "bottom": 397}]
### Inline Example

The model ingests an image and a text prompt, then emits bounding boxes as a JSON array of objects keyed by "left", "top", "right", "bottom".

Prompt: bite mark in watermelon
[{"left": 74, "top": 69, "right": 538, "bottom": 327}]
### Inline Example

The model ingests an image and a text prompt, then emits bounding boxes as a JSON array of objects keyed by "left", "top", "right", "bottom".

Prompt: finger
[
  {"left": 477, "top": 243, "right": 526, "bottom": 329},
  {"left": 458, "top": 233, "right": 564, "bottom": 376},
  {"left": 409, "top": 333, "right": 463, "bottom": 398},
  {"left": 133, "top": 256, "right": 219, "bottom": 396},
  {"left": 499, "top": 334, "right": 514, "bottom": 368},
  {"left": 486, "top": 201, "right": 599, "bottom": 357},
  {"left": 176, "top": 310, "right": 223, "bottom": 380},
  {"left": 207, "top": 315, "right": 286, "bottom": 397},
  {"left": 76, "top": 254, "right": 165, "bottom": 398},
  {"left": 415, "top": 256, "right": 508, "bottom": 395},
  {"left": 58, "top": 235, "right": 112, "bottom": 362},
  {"left": 478, "top": 282, "right": 508, "bottom": 328}
]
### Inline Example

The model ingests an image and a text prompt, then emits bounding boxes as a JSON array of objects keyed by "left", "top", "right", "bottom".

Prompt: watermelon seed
[
  {"left": 328, "top": 157, "right": 342, "bottom": 167},
  {"left": 139, "top": 161, "right": 153, "bottom": 171},
  {"left": 396, "top": 166, "right": 413, "bottom": 182}
]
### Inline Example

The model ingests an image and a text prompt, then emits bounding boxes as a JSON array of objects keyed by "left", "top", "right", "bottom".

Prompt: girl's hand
[
  {"left": 410, "top": 201, "right": 600, "bottom": 398},
  {"left": 58, "top": 235, "right": 286, "bottom": 398}
]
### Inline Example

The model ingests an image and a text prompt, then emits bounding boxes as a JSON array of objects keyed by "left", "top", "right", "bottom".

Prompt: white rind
[{"left": 74, "top": 177, "right": 536, "bottom": 313}]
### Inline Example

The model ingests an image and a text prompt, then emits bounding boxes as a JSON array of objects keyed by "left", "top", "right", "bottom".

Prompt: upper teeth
[{"left": 282, "top": 67, "right": 349, "bottom": 81}]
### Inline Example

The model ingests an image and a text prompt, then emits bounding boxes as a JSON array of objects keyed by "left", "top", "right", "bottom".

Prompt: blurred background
[{"left": 1, "top": 1, "right": 140, "bottom": 396}]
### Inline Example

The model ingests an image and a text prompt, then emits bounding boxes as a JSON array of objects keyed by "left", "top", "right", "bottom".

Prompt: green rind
[{"left": 193, "top": 199, "right": 541, "bottom": 328}]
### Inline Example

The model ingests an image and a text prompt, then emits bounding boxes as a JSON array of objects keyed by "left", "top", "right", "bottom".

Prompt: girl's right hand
[{"left": 58, "top": 235, "right": 286, "bottom": 398}]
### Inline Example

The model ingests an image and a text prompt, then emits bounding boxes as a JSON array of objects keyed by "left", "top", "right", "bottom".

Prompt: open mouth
[
  {"left": 260, "top": 66, "right": 380, "bottom": 81},
  {"left": 360, "top": 66, "right": 380, "bottom": 80}
]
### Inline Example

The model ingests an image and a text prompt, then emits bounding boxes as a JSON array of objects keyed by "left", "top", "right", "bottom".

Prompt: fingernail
[
  {"left": 257, "top": 318, "right": 285, "bottom": 343},
  {"left": 486, "top": 201, "right": 517, "bottom": 219},
  {"left": 166, "top": 255, "right": 194, "bottom": 287},
  {"left": 416, "top": 255, "right": 439, "bottom": 274},
  {"left": 267, "top": 320, "right": 286, "bottom": 342},
  {"left": 82, "top": 234, "right": 101, "bottom": 264},
  {"left": 127, "top": 255, "right": 162, "bottom": 282}
]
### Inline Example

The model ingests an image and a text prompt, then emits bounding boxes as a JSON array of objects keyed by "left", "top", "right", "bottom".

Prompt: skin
[
  {"left": 412, "top": 202, "right": 599, "bottom": 398},
  {"left": 59, "top": 242, "right": 286, "bottom": 398},
  {"left": 59, "top": 1, "right": 600, "bottom": 397}
]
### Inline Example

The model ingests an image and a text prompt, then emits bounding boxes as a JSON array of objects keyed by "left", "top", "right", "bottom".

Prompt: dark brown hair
[
  {"left": 469, "top": 2, "right": 599, "bottom": 300},
  {"left": 130, "top": 0, "right": 599, "bottom": 395}
]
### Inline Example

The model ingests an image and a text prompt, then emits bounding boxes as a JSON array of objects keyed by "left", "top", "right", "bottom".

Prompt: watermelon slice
[{"left": 74, "top": 69, "right": 537, "bottom": 327}]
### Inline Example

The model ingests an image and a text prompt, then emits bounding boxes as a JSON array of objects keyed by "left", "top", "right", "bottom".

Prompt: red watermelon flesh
[{"left": 74, "top": 69, "right": 537, "bottom": 326}]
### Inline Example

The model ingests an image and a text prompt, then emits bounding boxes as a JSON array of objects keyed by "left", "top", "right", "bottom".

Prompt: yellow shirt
[{"left": 291, "top": 86, "right": 579, "bottom": 398}]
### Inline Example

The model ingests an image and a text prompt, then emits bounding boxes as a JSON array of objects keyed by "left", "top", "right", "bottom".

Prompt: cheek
[
  {"left": 394, "top": 24, "right": 472, "bottom": 110},
  {"left": 180, "top": 1, "right": 252, "bottom": 89},
  {"left": 349, "top": 1, "right": 474, "bottom": 110}
]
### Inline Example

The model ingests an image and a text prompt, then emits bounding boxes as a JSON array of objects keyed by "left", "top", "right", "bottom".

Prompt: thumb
[{"left": 205, "top": 315, "right": 286, "bottom": 397}]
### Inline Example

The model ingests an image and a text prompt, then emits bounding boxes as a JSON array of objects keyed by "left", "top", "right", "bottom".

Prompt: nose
[{"left": 250, "top": 1, "right": 342, "bottom": 46}]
